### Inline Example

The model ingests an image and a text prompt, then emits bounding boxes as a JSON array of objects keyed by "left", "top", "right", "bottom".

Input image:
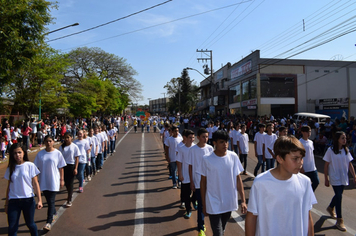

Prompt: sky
[{"left": 46, "top": 0, "right": 356, "bottom": 105}]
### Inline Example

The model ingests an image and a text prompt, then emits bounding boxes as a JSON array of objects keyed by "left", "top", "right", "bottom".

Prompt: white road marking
[{"left": 133, "top": 133, "right": 145, "bottom": 236}]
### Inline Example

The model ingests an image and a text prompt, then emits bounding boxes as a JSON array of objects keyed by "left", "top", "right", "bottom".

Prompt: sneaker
[
  {"left": 177, "top": 183, "right": 181, "bottom": 189},
  {"left": 66, "top": 201, "right": 72, "bottom": 207},
  {"left": 243, "top": 171, "right": 247, "bottom": 175},
  {"left": 193, "top": 201, "right": 198, "bottom": 210},
  {"left": 44, "top": 223, "right": 51, "bottom": 231},
  {"left": 180, "top": 202, "right": 185, "bottom": 209},
  {"left": 114, "top": 150, "right": 116, "bottom": 152},
  {"left": 79, "top": 187, "right": 83, "bottom": 193},
  {"left": 184, "top": 211, "right": 192, "bottom": 219},
  {"left": 97, "top": 169, "right": 100, "bottom": 173},
  {"left": 83, "top": 179, "right": 85, "bottom": 183},
  {"left": 172, "top": 185, "right": 177, "bottom": 189},
  {"left": 88, "top": 176, "right": 92, "bottom": 181},
  {"left": 198, "top": 229, "right": 206, "bottom": 236}
]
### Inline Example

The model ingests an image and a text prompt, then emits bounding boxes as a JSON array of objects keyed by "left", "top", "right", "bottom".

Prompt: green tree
[
  {"left": 64, "top": 47, "right": 143, "bottom": 101},
  {"left": 0, "top": 0, "right": 54, "bottom": 86},
  {"left": 164, "top": 69, "right": 199, "bottom": 114},
  {"left": 3, "top": 46, "right": 70, "bottom": 118}
]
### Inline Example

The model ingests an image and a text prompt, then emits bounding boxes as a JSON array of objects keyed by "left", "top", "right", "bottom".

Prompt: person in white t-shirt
[
  {"left": 246, "top": 135, "right": 317, "bottom": 236},
  {"left": 94, "top": 127, "right": 105, "bottom": 171},
  {"left": 199, "top": 130, "right": 247, "bottom": 236},
  {"left": 206, "top": 122, "right": 214, "bottom": 145},
  {"left": 237, "top": 124, "right": 249, "bottom": 175},
  {"left": 230, "top": 123, "right": 241, "bottom": 155},
  {"left": 5, "top": 143, "right": 43, "bottom": 236},
  {"left": 187, "top": 128, "right": 214, "bottom": 234},
  {"left": 59, "top": 132, "right": 80, "bottom": 206},
  {"left": 300, "top": 126, "right": 319, "bottom": 192},
  {"left": 267, "top": 126, "right": 288, "bottom": 159},
  {"left": 88, "top": 128, "right": 99, "bottom": 175},
  {"left": 34, "top": 135, "right": 66, "bottom": 231},
  {"left": 160, "top": 123, "right": 170, "bottom": 152},
  {"left": 177, "top": 129, "right": 196, "bottom": 219},
  {"left": 73, "top": 130, "right": 90, "bottom": 193},
  {"left": 253, "top": 124, "right": 266, "bottom": 176},
  {"left": 323, "top": 131, "right": 356, "bottom": 232},
  {"left": 164, "top": 125, "right": 183, "bottom": 188},
  {"left": 108, "top": 124, "right": 116, "bottom": 155},
  {"left": 262, "top": 123, "right": 277, "bottom": 170}
]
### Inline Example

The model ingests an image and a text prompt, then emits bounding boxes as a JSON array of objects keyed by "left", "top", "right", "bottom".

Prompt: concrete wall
[{"left": 260, "top": 64, "right": 304, "bottom": 74}]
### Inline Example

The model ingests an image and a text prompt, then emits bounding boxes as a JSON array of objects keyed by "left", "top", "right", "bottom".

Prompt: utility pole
[
  {"left": 161, "top": 93, "right": 166, "bottom": 115},
  {"left": 196, "top": 49, "right": 213, "bottom": 115}
]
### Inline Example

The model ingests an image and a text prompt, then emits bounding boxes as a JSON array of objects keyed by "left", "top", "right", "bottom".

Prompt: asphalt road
[{"left": 0, "top": 127, "right": 355, "bottom": 236}]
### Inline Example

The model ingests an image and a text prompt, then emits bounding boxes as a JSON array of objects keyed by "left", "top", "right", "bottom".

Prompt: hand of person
[
  {"left": 262, "top": 156, "right": 266, "bottom": 162},
  {"left": 178, "top": 175, "right": 184, "bottom": 182},
  {"left": 190, "top": 182, "right": 196, "bottom": 192},
  {"left": 203, "top": 207, "right": 209, "bottom": 216},
  {"left": 240, "top": 202, "right": 247, "bottom": 214},
  {"left": 73, "top": 169, "right": 78, "bottom": 175},
  {"left": 4, "top": 205, "right": 8, "bottom": 214},
  {"left": 255, "top": 153, "right": 258, "bottom": 158},
  {"left": 325, "top": 179, "right": 330, "bottom": 187},
  {"left": 37, "top": 201, "right": 43, "bottom": 210},
  {"left": 60, "top": 179, "right": 64, "bottom": 188}
]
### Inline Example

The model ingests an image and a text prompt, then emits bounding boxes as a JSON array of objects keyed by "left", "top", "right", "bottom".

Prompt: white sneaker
[
  {"left": 66, "top": 201, "right": 72, "bottom": 207},
  {"left": 44, "top": 223, "right": 51, "bottom": 231},
  {"left": 88, "top": 176, "right": 92, "bottom": 181},
  {"left": 172, "top": 185, "right": 177, "bottom": 189}
]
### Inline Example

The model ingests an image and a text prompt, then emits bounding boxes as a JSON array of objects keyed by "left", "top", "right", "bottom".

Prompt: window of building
[
  {"left": 229, "top": 83, "right": 241, "bottom": 103},
  {"left": 260, "top": 75, "right": 295, "bottom": 97},
  {"left": 242, "top": 81, "right": 250, "bottom": 101}
]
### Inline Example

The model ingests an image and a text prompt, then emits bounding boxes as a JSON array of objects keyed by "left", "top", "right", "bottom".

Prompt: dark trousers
[
  {"left": 64, "top": 164, "right": 75, "bottom": 202},
  {"left": 304, "top": 170, "right": 320, "bottom": 192},
  {"left": 43, "top": 191, "right": 57, "bottom": 224},
  {"left": 265, "top": 158, "right": 275, "bottom": 170},
  {"left": 181, "top": 183, "right": 194, "bottom": 212},
  {"left": 329, "top": 185, "right": 345, "bottom": 218},
  {"left": 110, "top": 140, "right": 115, "bottom": 153},
  {"left": 239, "top": 154, "right": 247, "bottom": 171},
  {"left": 195, "top": 189, "right": 205, "bottom": 231},
  {"left": 254, "top": 155, "right": 265, "bottom": 176},
  {"left": 7, "top": 197, "right": 38, "bottom": 236},
  {"left": 209, "top": 211, "right": 232, "bottom": 236},
  {"left": 96, "top": 153, "right": 103, "bottom": 169},
  {"left": 91, "top": 155, "right": 96, "bottom": 174}
]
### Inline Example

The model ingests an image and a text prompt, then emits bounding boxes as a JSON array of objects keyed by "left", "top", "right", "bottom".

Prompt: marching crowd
[
  {"left": 158, "top": 114, "right": 356, "bottom": 236},
  {"left": 3, "top": 116, "right": 125, "bottom": 235},
  {"left": 2, "top": 112, "right": 356, "bottom": 235}
]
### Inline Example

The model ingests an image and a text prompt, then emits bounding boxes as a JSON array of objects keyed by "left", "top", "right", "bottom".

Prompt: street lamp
[
  {"left": 185, "top": 67, "right": 207, "bottom": 79},
  {"left": 39, "top": 22, "right": 80, "bottom": 124},
  {"left": 45, "top": 23, "right": 79, "bottom": 35}
]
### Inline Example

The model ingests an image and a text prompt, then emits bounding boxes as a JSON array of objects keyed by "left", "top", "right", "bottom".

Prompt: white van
[{"left": 293, "top": 112, "right": 331, "bottom": 125}]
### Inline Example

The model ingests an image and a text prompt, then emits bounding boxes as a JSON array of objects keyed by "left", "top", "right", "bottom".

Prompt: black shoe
[{"left": 254, "top": 170, "right": 257, "bottom": 177}]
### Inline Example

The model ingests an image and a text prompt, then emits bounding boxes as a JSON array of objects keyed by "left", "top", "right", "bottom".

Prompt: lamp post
[
  {"left": 39, "top": 23, "right": 79, "bottom": 125},
  {"left": 161, "top": 93, "right": 166, "bottom": 115}
]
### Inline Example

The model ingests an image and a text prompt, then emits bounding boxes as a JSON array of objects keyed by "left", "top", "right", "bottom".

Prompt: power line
[
  {"left": 60, "top": 0, "right": 252, "bottom": 51},
  {"left": 46, "top": 0, "right": 173, "bottom": 43}
]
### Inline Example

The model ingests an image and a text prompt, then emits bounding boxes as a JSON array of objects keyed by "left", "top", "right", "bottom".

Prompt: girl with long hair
[
  {"left": 34, "top": 135, "right": 66, "bottom": 231},
  {"left": 324, "top": 131, "right": 356, "bottom": 231},
  {"left": 58, "top": 132, "right": 80, "bottom": 205},
  {"left": 5, "top": 143, "right": 42, "bottom": 236}
]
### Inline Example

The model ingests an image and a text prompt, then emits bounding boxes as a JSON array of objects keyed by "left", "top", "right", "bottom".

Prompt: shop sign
[
  {"left": 317, "top": 98, "right": 348, "bottom": 110},
  {"left": 242, "top": 98, "right": 257, "bottom": 107},
  {"left": 247, "top": 106, "right": 256, "bottom": 109},
  {"left": 231, "top": 60, "right": 252, "bottom": 80}
]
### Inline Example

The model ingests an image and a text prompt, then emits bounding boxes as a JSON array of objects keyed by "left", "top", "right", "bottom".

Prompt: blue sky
[{"left": 46, "top": 0, "right": 356, "bottom": 105}]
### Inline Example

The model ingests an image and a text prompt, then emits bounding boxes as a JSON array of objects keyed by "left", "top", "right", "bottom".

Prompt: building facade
[
  {"left": 197, "top": 50, "right": 356, "bottom": 119},
  {"left": 149, "top": 97, "right": 169, "bottom": 115}
]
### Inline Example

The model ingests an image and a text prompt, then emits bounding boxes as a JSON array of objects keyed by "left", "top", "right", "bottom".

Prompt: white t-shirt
[
  {"left": 73, "top": 139, "right": 90, "bottom": 163},
  {"left": 34, "top": 149, "right": 66, "bottom": 191},
  {"left": 238, "top": 133, "right": 249, "bottom": 154},
  {"left": 231, "top": 129, "right": 241, "bottom": 145},
  {"left": 30, "top": 122, "right": 38, "bottom": 133},
  {"left": 95, "top": 133, "right": 104, "bottom": 153},
  {"left": 58, "top": 143, "right": 80, "bottom": 165},
  {"left": 248, "top": 171, "right": 317, "bottom": 236},
  {"left": 183, "top": 118, "right": 189, "bottom": 124},
  {"left": 323, "top": 147, "right": 353, "bottom": 186},
  {"left": 4, "top": 162, "right": 40, "bottom": 199},
  {"left": 186, "top": 144, "right": 214, "bottom": 189},
  {"left": 88, "top": 135, "right": 99, "bottom": 156},
  {"left": 263, "top": 133, "right": 277, "bottom": 159},
  {"left": 108, "top": 129, "right": 116, "bottom": 140},
  {"left": 164, "top": 136, "right": 183, "bottom": 163},
  {"left": 197, "top": 150, "right": 244, "bottom": 214},
  {"left": 254, "top": 132, "right": 266, "bottom": 155},
  {"left": 11, "top": 130, "right": 19, "bottom": 140},
  {"left": 102, "top": 131, "right": 108, "bottom": 142},
  {"left": 207, "top": 127, "right": 213, "bottom": 139},
  {"left": 299, "top": 138, "right": 316, "bottom": 172},
  {"left": 176, "top": 144, "right": 195, "bottom": 184}
]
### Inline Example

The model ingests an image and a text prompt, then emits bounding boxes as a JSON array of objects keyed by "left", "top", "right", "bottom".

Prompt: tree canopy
[
  {"left": 164, "top": 69, "right": 199, "bottom": 114},
  {"left": 0, "top": 0, "right": 54, "bottom": 87}
]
